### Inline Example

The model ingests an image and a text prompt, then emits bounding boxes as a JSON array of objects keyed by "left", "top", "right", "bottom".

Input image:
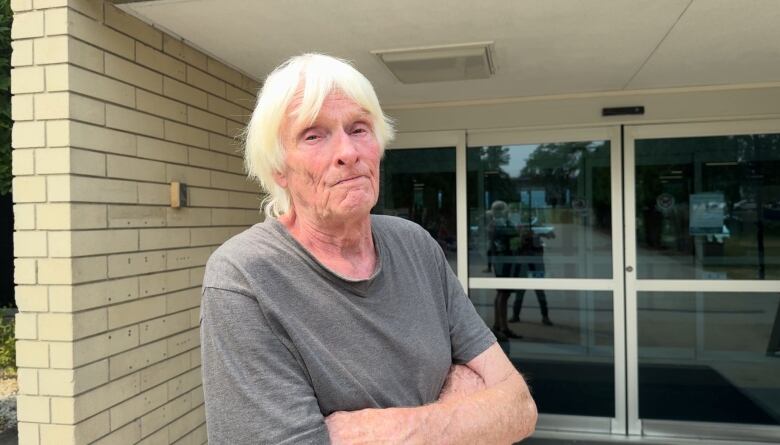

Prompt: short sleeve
[
  {"left": 200, "top": 286, "right": 330, "bottom": 444},
  {"left": 437, "top": 246, "right": 497, "bottom": 364}
]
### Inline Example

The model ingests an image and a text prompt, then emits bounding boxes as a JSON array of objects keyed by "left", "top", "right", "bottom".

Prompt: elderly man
[{"left": 200, "top": 53, "right": 537, "bottom": 444}]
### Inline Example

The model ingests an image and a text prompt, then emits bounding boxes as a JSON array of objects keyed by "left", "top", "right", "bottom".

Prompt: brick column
[{"left": 11, "top": 1, "right": 260, "bottom": 443}]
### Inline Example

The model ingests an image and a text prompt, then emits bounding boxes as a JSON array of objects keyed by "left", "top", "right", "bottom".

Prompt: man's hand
[{"left": 325, "top": 343, "right": 537, "bottom": 444}]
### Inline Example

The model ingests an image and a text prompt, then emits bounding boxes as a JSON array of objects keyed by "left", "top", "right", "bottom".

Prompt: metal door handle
[{"left": 626, "top": 266, "right": 634, "bottom": 272}]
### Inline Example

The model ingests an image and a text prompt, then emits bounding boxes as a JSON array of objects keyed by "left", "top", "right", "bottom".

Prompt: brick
[
  {"left": 69, "top": 121, "right": 137, "bottom": 156},
  {"left": 34, "top": 92, "right": 69, "bottom": 119},
  {"left": 163, "top": 77, "right": 207, "bottom": 108},
  {"left": 188, "top": 187, "right": 227, "bottom": 207},
  {"left": 37, "top": 203, "right": 107, "bottom": 230},
  {"left": 137, "top": 89, "right": 187, "bottom": 122},
  {"left": 105, "top": 4, "right": 161, "bottom": 49},
  {"left": 137, "top": 42, "right": 185, "bottom": 81},
  {"left": 40, "top": 411, "right": 110, "bottom": 445},
  {"left": 106, "top": 53, "right": 163, "bottom": 94},
  {"left": 137, "top": 136, "right": 188, "bottom": 164},
  {"left": 163, "top": 35, "right": 206, "bottom": 70},
  {"left": 108, "top": 251, "right": 166, "bottom": 278},
  {"left": 16, "top": 340, "right": 49, "bottom": 367},
  {"left": 227, "top": 154, "right": 245, "bottom": 174},
  {"left": 190, "top": 227, "right": 240, "bottom": 247},
  {"left": 69, "top": 65, "right": 136, "bottom": 107},
  {"left": 139, "top": 311, "right": 190, "bottom": 344},
  {"left": 34, "top": 147, "right": 68, "bottom": 174},
  {"left": 208, "top": 132, "right": 242, "bottom": 155},
  {"left": 49, "top": 176, "right": 137, "bottom": 203},
  {"left": 68, "top": 0, "right": 103, "bottom": 21},
  {"left": 166, "top": 164, "right": 211, "bottom": 187},
  {"left": 45, "top": 64, "right": 68, "bottom": 91},
  {"left": 33, "top": 35, "right": 67, "bottom": 64},
  {"left": 166, "top": 207, "right": 211, "bottom": 227},
  {"left": 188, "top": 384, "right": 203, "bottom": 407},
  {"left": 11, "top": 10, "right": 43, "bottom": 39},
  {"left": 11, "top": 66, "right": 44, "bottom": 94},
  {"left": 107, "top": 154, "right": 166, "bottom": 182},
  {"left": 11, "top": 148, "right": 34, "bottom": 175},
  {"left": 242, "top": 75, "right": 261, "bottom": 93},
  {"left": 139, "top": 270, "right": 190, "bottom": 298},
  {"left": 212, "top": 170, "right": 255, "bottom": 192},
  {"left": 140, "top": 228, "right": 190, "bottom": 250},
  {"left": 109, "top": 384, "right": 167, "bottom": 432},
  {"left": 47, "top": 326, "right": 135, "bottom": 369},
  {"left": 11, "top": 94, "right": 34, "bottom": 121},
  {"left": 225, "top": 84, "right": 255, "bottom": 109},
  {"left": 36, "top": 147, "right": 106, "bottom": 176},
  {"left": 139, "top": 352, "right": 189, "bottom": 392},
  {"left": 108, "top": 205, "right": 166, "bottom": 228},
  {"left": 11, "top": 40, "right": 33, "bottom": 67},
  {"left": 69, "top": 8, "right": 134, "bottom": 59},
  {"left": 226, "top": 119, "right": 245, "bottom": 139},
  {"left": 164, "top": 120, "right": 208, "bottom": 148},
  {"left": 68, "top": 36, "right": 104, "bottom": 72},
  {"left": 229, "top": 191, "right": 260, "bottom": 209},
  {"left": 188, "top": 268, "right": 205, "bottom": 288},
  {"left": 13, "top": 204, "right": 36, "bottom": 230},
  {"left": 165, "top": 287, "right": 201, "bottom": 313},
  {"left": 207, "top": 58, "right": 242, "bottom": 87},
  {"left": 168, "top": 368, "right": 201, "bottom": 401},
  {"left": 167, "top": 328, "right": 199, "bottom": 357},
  {"left": 14, "top": 231, "right": 47, "bottom": 257},
  {"left": 141, "top": 390, "right": 191, "bottom": 438},
  {"left": 71, "top": 93, "right": 107, "bottom": 125},
  {"left": 17, "top": 422, "right": 40, "bottom": 445},
  {"left": 39, "top": 359, "right": 108, "bottom": 396},
  {"left": 15, "top": 285, "right": 48, "bottom": 312},
  {"left": 17, "top": 368, "right": 38, "bottom": 395},
  {"left": 137, "top": 182, "right": 170, "bottom": 205},
  {"left": 188, "top": 146, "right": 227, "bottom": 170},
  {"left": 11, "top": 0, "right": 33, "bottom": 12},
  {"left": 106, "top": 104, "right": 164, "bottom": 138},
  {"left": 14, "top": 258, "right": 36, "bottom": 284},
  {"left": 186, "top": 66, "right": 225, "bottom": 97},
  {"left": 43, "top": 7, "right": 67, "bottom": 35},
  {"left": 38, "top": 256, "right": 108, "bottom": 284},
  {"left": 48, "top": 276, "right": 137, "bottom": 312},
  {"left": 108, "top": 295, "right": 165, "bottom": 330},
  {"left": 93, "top": 419, "right": 141, "bottom": 445},
  {"left": 208, "top": 94, "right": 249, "bottom": 124},
  {"left": 15, "top": 313, "right": 37, "bottom": 339},
  {"left": 51, "top": 373, "right": 140, "bottom": 423},
  {"left": 17, "top": 395, "right": 50, "bottom": 422},
  {"left": 169, "top": 407, "right": 205, "bottom": 443},
  {"left": 12, "top": 176, "right": 46, "bottom": 202},
  {"left": 110, "top": 339, "right": 167, "bottom": 380},
  {"left": 49, "top": 229, "right": 138, "bottom": 257}
]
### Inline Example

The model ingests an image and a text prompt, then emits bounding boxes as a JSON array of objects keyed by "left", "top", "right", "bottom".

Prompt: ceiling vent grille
[{"left": 372, "top": 42, "right": 495, "bottom": 84}]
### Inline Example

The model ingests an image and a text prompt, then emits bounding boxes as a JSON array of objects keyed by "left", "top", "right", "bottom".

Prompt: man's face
[{"left": 275, "top": 90, "right": 381, "bottom": 223}]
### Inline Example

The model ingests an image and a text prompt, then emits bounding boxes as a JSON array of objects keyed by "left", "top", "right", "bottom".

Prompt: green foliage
[
  {"left": 0, "top": 315, "right": 14, "bottom": 377},
  {"left": 0, "top": 0, "right": 11, "bottom": 196}
]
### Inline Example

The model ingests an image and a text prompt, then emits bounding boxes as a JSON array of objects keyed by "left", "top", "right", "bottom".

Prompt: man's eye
[{"left": 303, "top": 133, "right": 320, "bottom": 141}]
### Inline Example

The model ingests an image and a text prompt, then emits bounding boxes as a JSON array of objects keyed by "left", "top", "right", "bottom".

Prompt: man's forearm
[{"left": 326, "top": 370, "right": 537, "bottom": 444}]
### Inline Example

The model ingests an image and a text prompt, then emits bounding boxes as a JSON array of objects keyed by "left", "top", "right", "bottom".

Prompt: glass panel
[
  {"left": 373, "top": 147, "right": 457, "bottom": 271},
  {"left": 638, "top": 291, "right": 780, "bottom": 425},
  {"left": 635, "top": 133, "right": 780, "bottom": 279},
  {"left": 467, "top": 141, "right": 612, "bottom": 279},
  {"left": 470, "top": 288, "right": 614, "bottom": 417}
]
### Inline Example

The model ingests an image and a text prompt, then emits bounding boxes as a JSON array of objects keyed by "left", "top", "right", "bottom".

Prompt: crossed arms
[{"left": 326, "top": 342, "right": 538, "bottom": 444}]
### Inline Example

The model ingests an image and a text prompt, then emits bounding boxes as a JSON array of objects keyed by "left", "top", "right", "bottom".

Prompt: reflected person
[
  {"left": 510, "top": 221, "right": 554, "bottom": 326},
  {"left": 488, "top": 200, "right": 523, "bottom": 339}
]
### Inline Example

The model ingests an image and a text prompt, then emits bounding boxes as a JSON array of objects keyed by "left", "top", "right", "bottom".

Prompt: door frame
[{"left": 623, "top": 118, "right": 780, "bottom": 442}]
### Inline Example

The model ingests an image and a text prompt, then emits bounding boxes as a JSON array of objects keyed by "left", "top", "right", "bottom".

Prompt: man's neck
[{"left": 278, "top": 211, "right": 377, "bottom": 280}]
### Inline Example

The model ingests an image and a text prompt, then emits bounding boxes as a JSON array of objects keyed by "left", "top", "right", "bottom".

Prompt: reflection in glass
[
  {"left": 373, "top": 147, "right": 457, "bottom": 270},
  {"left": 635, "top": 133, "right": 780, "bottom": 279},
  {"left": 467, "top": 141, "right": 612, "bottom": 279},
  {"left": 638, "top": 291, "right": 780, "bottom": 425},
  {"left": 471, "top": 289, "right": 614, "bottom": 417}
]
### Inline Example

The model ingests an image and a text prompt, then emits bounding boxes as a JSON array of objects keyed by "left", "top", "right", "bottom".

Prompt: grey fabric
[{"left": 200, "top": 215, "right": 496, "bottom": 444}]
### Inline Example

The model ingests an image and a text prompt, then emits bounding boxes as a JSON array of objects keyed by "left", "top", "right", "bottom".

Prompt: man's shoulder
[
  {"left": 372, "top": 214, "right": 429, "bottom": 239},
  {"left": 203, "top": 220, "right": 283, "bottom": 289}
]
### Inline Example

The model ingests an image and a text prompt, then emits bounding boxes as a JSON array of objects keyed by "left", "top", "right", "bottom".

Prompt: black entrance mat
[{"left": 512, "top": 359, "right": 778, "bottom": 425}]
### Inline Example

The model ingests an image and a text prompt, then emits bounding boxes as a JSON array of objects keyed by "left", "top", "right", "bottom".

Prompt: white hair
[{"left": 243, "top": 53, "right": 395, "bottom": 218}]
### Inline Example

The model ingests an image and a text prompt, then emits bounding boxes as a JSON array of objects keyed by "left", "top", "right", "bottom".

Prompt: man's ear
[{"left": 272, "top": 169, "right": 288, "bottom": 188}]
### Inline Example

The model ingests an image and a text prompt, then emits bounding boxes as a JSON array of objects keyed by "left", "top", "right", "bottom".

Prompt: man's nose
[{"left": 334, "top": 129, "right": 359, "bottom": 166}]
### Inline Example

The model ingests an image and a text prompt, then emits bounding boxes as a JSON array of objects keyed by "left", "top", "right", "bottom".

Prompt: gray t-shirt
[{"left": 200, "top": 215, "right": 496, "bottom": 444}]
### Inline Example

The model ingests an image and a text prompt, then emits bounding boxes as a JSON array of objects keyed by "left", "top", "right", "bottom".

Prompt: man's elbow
[{"left": 512, "top": 376, "right": 538, "bottom": 441}]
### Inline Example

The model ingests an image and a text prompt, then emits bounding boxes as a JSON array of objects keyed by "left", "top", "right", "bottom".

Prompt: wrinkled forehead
[{"left": 286, "top": 86, "right": 370, "bottom": 129}]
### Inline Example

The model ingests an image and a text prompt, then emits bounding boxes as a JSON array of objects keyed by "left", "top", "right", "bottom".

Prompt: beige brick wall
[{"left": 11, "top": 1, "right": 262, "bottom": 443}]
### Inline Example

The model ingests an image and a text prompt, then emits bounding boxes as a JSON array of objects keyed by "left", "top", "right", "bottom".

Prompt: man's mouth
[{"left": 334, "top": 175, "right": 365, "bottom": 185}]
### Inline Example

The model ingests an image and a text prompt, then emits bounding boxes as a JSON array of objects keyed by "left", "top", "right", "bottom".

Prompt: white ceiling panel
[{"left": 120, "top": 0, "right": 779, "bottom": 106}]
